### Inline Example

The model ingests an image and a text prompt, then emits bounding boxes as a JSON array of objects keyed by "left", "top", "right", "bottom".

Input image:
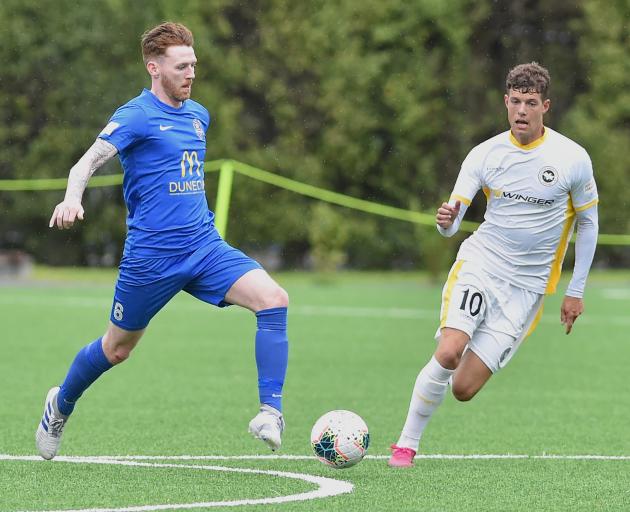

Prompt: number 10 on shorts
[{"left": 460, "top": 289, "right": 483, "bottom": 317}]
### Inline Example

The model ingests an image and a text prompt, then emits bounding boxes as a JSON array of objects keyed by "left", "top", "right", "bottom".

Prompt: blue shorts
[{"left": 110, "top": 236, "right": 261, "bottom": 330}]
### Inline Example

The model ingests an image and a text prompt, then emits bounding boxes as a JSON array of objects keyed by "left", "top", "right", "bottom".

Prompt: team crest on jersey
[
  {"left": 538, "top": 166, "right": 558, "bottom": 187},
  {"left": 192, "top": 118, "right": 205, "bottom": 141}
]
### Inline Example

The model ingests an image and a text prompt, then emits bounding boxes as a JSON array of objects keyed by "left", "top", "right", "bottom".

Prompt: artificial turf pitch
[{"left": 1, "top": 268, "right": 629, "bottom": 511}]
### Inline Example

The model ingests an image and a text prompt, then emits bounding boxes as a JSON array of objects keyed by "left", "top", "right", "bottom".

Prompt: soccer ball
[{"left": 310, "top": 410, "right": 370, "bottom": 469}]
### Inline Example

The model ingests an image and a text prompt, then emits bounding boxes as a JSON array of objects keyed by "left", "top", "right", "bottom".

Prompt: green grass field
[{"left": 1, "top": 268, "right": 629, "bottom": 511}]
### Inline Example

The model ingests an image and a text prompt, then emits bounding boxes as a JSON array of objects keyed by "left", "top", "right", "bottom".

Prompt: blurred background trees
[{"left": 1, "top": 0, "right": 628, "bottom": 269}]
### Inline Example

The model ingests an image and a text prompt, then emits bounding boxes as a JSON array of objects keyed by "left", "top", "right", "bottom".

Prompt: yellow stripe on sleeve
[
  {"left": 545, "top": 197, "right": 576, "bottom": 294},
  {"left": 440, "top": 260, "right": 464, "bottom": 328},
  {"left": 574, "top": 198, "right": 599, "bottom": 212},
  {"left": 451, "top": 194, "right": 472, "bottom": 206}
]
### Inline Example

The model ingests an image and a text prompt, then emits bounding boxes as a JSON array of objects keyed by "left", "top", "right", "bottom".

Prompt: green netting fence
[{"left": 1, "top": 159, "right": 628, "bottom": 246}]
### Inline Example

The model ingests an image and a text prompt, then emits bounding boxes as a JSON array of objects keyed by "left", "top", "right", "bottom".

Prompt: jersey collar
[
  {"left": 509, "top": 127, "right": 547, "bottom": 150},
  {"left": 142, "top": 88, "right": 188, "bottom": 113}
]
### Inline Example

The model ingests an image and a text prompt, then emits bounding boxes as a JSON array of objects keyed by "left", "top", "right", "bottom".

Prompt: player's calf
[
  {"left": 450, "top": 350, "right": 493, "bottom": 401},
  {"left": 451, "top": 385, "right": 477, "bottom": 402}
]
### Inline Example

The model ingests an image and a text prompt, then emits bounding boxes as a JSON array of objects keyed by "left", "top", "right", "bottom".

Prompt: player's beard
[{"left": 162, "top": 74, "right": 192, "bottom": 103}]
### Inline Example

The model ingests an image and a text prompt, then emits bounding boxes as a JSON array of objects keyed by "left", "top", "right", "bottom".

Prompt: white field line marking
[
  {"left": 2, "top": 455, "right": 353, "bottom": 512},
  {"left": 0, "top": 295, "right": 629, "bottom": 324},
  {"left": 3, "top": 453, "right": 630, "bottom": 462},
  {"left": 2, "top": 453, "right": 628, "bottom": 512}
]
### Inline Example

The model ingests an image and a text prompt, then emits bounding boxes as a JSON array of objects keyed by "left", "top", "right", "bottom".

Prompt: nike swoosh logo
[
  {"left": 271, "top": 394, "right": 282, "bottom": 398},
  {"left": 159, "top": 125, "right": 174, "bottom": 131}
]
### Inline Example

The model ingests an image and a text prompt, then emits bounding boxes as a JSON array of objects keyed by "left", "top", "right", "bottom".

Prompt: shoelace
[{"left": 48, "top": 417, "right": 66, "bottom": 438}]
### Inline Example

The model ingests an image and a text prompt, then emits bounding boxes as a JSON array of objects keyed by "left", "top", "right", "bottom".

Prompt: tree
[{"left": 0, "top": 0, "right": 625, "bottom": 269}]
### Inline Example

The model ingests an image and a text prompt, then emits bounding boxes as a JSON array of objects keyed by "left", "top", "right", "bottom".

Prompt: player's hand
[
  {"left": 49, "top": 200, "right": 85, "bottom": 230},
  {"left": 436, "top": 200, "right": 461, "bottom": 229},
  {"left": 560, "top": 296, "right": 583, "bottom": 335}
]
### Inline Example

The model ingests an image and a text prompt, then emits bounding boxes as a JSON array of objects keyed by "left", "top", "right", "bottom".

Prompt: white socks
[{"left": 396, "top": 356, "right": 453, "bottom": 451}]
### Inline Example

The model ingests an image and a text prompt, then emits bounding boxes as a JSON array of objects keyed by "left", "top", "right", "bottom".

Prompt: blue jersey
[{"left": 99, "top": 89, "right": 214, "bottom": 258}]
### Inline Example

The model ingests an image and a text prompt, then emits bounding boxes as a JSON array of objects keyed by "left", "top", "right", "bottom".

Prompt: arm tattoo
[{"left": 64, "top": 139, "right": 118, "bottom": 203}]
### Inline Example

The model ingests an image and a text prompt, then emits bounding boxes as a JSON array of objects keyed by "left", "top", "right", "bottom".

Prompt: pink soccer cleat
[{"left": 388, "top": 444, "right": 416, "bottom": 468}]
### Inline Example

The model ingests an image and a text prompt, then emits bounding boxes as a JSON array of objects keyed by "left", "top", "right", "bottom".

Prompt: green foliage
[
  {"left": 0, "top": 0, "right": 627, "bottom": 267},
  {"left": 417, "top": 225, "right": 460, "bottom": 282},
  {"left": 307, "top": 203, "right": 349, "bottom": 273},
  {"left": 559, "top": 0, "right": 630, "bottom": 265},
  {"left": 561, "top": 0, "right": 630, "bottom": 230}
]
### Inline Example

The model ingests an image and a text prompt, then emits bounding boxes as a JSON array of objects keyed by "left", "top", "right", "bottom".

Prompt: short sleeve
[
  {"left": 450, "top": 148, "right": 483, "bottom": 206},
  {"left": 570, "top": 152, "right": 599, "bottom": 212},
  {"left": 203, "top": 106, "right": 211, "bottom": 130},
  {"left": 98, "top": 104, "right": 147, "bottom": 153}
]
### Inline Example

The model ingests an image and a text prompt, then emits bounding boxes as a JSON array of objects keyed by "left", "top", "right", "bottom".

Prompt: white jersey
[{"left": 450, "top": 127, "right": 599, "bottom": 295}]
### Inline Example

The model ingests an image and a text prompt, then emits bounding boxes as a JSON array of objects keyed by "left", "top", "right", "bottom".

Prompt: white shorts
[{"left": 436, "top": 260, "right": 544, "bottom": 373}]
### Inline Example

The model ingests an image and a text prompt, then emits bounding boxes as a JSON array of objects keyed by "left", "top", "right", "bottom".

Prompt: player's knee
[
  {"left": 102, "top": 340, "right": 134, "bottom": 365},
  {"left": 260, "top": 286, "right": 289, "bottom": 310},
  {"left": 435, "top": 330, "right": 468, "bottom": 370},
  {"left": 108, "top": 346, "right": 133, "bottom": 365},
  {"left": 103, "top": 329, "right": 143, "bottom": 365},
  {"left": 434, "top": 346, "right": 462, "bottom": 370}
]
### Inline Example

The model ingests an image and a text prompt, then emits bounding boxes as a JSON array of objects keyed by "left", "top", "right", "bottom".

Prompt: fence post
[{"left": 214, "top": 160, "right": 234, "bottom": 239}]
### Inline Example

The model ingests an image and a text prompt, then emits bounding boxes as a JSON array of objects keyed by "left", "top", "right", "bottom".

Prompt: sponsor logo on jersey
[
  {"left": 159, "top": 124, "right": 174, "bottom": 131},
  {"left": 192, "top": 118, "right": 205, "bottom": 140},
  {"left": 180, "top": 150, "right": 202, "bottom": 178},
  {"left": 538, "top": 166, "right": 558, "bottom": 186},
  {"left": 169, "top": 150, "right": 205, "bottom": 195},
  {"left": 169, "top": 180, "right": 205, "bottom": 194},
  {"left": 502, "top": 191, "right": 554, "bottom": 206}
]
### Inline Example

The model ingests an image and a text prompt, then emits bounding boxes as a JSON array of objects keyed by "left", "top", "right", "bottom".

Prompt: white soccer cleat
[
  {"left": 248, "top": 404, "right": 285, "bottom": 451},
  {"left": 35, "top": 386, "right": 68, "bottom": 460}
]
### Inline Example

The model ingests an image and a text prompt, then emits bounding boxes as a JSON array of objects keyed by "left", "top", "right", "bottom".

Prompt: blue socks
[
  {"left": 54, "top": 311, "right": 287, "bottom": 417},
  {"left": 255, "top": 307, "right": 288, "bottom": 412},
  {"left": 57, "top": 338, "right": 113, "bottom": 416}
]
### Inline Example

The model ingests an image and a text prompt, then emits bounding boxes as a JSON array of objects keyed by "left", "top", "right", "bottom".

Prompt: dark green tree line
[{"left": 0, "top": 0, "right": 628, "bottom": 269}]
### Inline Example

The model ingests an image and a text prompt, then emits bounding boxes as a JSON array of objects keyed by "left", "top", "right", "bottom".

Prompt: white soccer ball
[{"left": 310, "top": 410, "right": 370, "bottom": 469}]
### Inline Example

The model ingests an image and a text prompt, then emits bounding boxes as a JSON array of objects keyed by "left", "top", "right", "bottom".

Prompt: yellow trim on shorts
[
  {"left": 450, "top": 194, "right": 471, "bottom": 206},
  {"left": 524, "top": 300, "right": 545, "bottom": 339},
  {"left": 546, "top": 196, "right": 576, "bottom": 294},
  {"left": 574, "top": 198, "right": 599, "bottom": 212},
  {"left": 440, "top": 260, "right": 464, "bottom": 328}
]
